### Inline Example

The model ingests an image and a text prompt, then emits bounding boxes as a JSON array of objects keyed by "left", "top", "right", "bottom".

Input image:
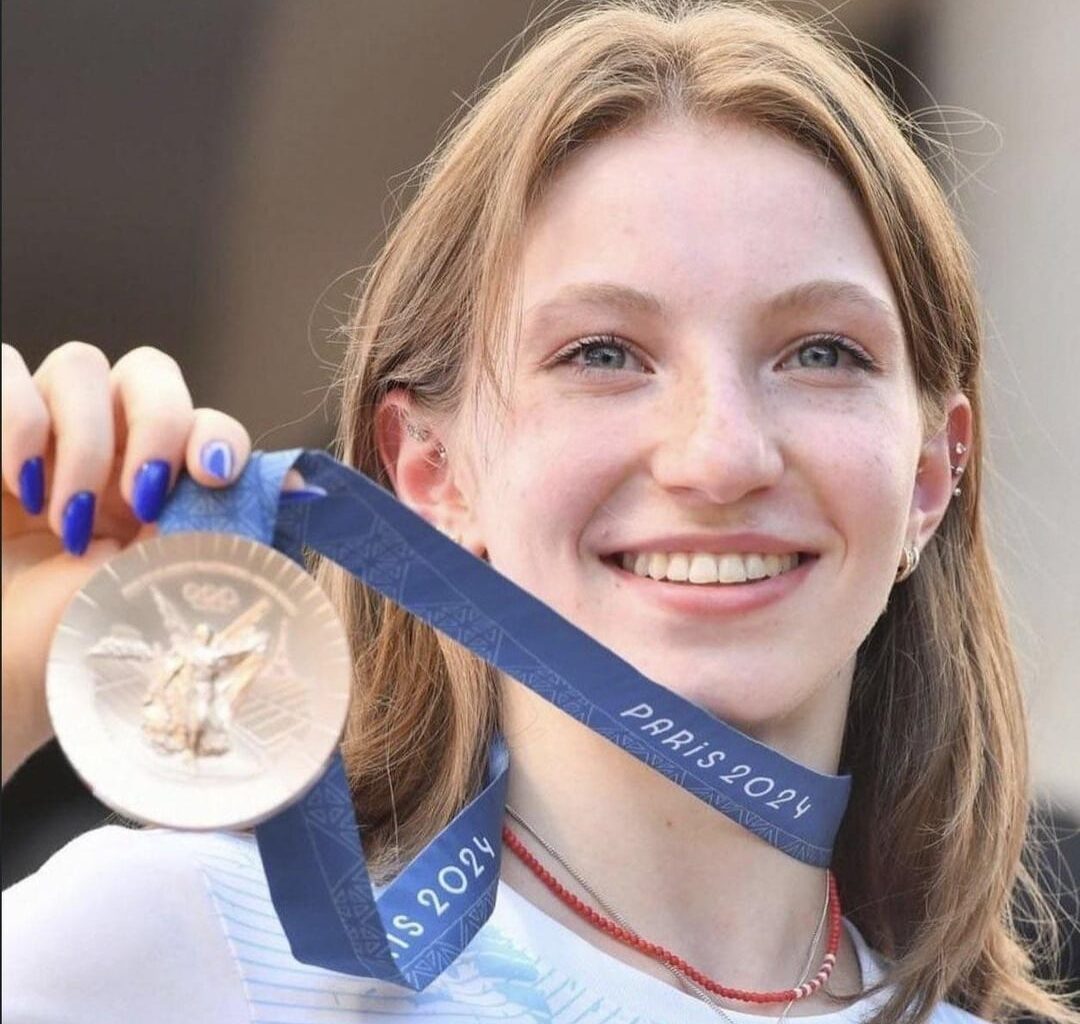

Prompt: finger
[
  {"left": 33, "top": 341, "right": 114, "bottom": 554},
  {"left": 1, "top": 344, "right": 51, "bottom": 515},
  {"left": 281, "top": 468, "right": 311, "bottom": 492},
  {"left": 110, "top": 346, "right": 194, "bottom": 523},
  {"left": 277, "top": 467, "right": 327, "bottom": 505},
  {"left": 185, "top": 408, "right": 252, "bottom": 488}
]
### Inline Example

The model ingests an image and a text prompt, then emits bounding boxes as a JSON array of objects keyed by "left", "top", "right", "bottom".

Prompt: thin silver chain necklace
[{"left": 504, "top": 803, "right": 830, "bottom": 1024}]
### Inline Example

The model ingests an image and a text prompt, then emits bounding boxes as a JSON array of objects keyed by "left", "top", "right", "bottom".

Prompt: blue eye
[
  {"left": 551, "top": 331, "right": 877, "bottom": 376},
  {"left": 787, "top": 333, "right": 876, "bottom": 372},
  {"left": 552, "top": 334, "right": 647, "bottom": 375}
]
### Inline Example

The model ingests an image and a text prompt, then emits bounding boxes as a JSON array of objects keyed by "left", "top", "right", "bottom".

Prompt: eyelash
[{"left": 551, "top": 332, "right": 877, "bottom": 376}]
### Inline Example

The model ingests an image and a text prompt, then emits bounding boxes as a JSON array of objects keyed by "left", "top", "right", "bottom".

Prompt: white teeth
[
  {"left": 716, "top": 554, "right": 747, "bottom": 584},
  {"left": 665, "top": 552, "right": 690, "bottom": 581},
  {"left": 617, "top": 550, "right": 802, "bottom": 584},
  {"left": 688, "top": 553, "right": 718, "bottom": 584},
  {"left": 744, "top": 554, "right": 767, "bottom": 580}
]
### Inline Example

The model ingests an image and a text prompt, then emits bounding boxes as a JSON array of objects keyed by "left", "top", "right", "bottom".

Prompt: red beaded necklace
[{"left": 502, "top": 823, "right": 842, "bottom": 1005}]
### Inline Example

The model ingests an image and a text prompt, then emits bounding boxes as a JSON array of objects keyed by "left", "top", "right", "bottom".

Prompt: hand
[{"left": 0, "top": 341, "right": 309, "bottom": 785}]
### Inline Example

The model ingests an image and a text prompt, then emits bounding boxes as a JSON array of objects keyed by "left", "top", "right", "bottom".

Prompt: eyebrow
[
  {"left": 767, "top": 279, "right": 903, "bottom": 336},
  {"left": 524, "top": 278, "right": 904, "bottom": 337},
  {"left": 525, "top": 282, "right": 664, "bottom": 323}
]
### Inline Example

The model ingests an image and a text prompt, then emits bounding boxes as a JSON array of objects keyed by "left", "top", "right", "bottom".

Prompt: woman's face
[{"left": 458, "top": 118, "right": 930, "bottom": 759}]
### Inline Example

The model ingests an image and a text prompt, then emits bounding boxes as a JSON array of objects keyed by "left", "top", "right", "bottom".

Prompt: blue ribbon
[{"left": 157, "top": 448, "right": 850, "bottom": 989}]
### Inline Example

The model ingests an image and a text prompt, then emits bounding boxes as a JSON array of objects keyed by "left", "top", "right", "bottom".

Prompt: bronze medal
[{"left": 46, "top": 532, "right": 352, "bottom": 830}]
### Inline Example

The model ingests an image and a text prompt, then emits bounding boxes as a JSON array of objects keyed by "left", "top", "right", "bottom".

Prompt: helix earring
[
  {"left": 915, "top": 440, "right": 967, "bottom": 496},
  {"left": 895, "top": 542, "right": 920, "bottom": 583},
  {"left": 406, "top": 420, "right": 447, "bottom": 461},
  {"left": 951, "top": 441, "right": 967, "bottom": 497}
]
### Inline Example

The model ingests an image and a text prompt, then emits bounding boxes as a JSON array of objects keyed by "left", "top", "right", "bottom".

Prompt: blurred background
[{"left": 3, "top": 0, "right": 1077, "bottom": 986}]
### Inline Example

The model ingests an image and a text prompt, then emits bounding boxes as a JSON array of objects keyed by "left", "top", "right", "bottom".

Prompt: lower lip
[{"left": 603, "top": 554, "right": 817, "bottom": 616}]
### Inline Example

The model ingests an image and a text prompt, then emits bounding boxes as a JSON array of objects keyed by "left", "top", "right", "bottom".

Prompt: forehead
[{"left": 517, "top": 117, "right": 898, "bottom": 330}]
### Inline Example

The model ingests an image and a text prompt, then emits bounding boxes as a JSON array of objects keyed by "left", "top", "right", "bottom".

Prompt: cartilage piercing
[
  {"left": 406, "top": 421, "right": 447, "bottom": 461},
  {"left": 954, "top": 438, "right": 972, "bottom": 494}
]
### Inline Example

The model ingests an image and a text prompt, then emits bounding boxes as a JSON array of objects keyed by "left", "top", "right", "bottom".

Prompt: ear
[
  {"left": 909, "top": 392, "right": 973, "bottom": 551},
  {"left": 374, "top": 389, "right": 484, "bottom": 556}
]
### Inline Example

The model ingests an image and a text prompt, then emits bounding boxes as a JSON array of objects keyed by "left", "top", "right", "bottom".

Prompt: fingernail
[
  {"left": 200, "top": 440, "right": 235, "bottom": 481},
  {"left": 279, "top": 485, "right": 328, "bottom": 504},
  {"left": 18, "top": 456, "right": 45, "bottom": 515},
  {"left": 132, "top": 459, "right": 171, "bottom": 523},
  {"left": 62, "top": 491, "right": 95, "bottom": 556}
]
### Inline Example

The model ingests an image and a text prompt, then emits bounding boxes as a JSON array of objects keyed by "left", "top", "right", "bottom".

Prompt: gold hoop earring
[{"left": 894, "top": 543, "right": 920, "bottom": 583}]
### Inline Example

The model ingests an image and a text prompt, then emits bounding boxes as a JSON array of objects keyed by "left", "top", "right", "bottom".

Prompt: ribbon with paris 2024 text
[{"left": 155, "top": 448, "right": 851, "bottom": 990}]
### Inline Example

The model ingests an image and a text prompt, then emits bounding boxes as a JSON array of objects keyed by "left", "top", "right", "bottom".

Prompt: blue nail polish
[
  {"left": 132, "top": 459, "right": 170, "bottom": 523},
  {"left": 200, "top": 440, "right": 234, "bottom": 481},
  {"left": 18, "top": 456, "right": 45, "bottom": 515},
  {"left": 279, "top": 485, "right": 328, "bottom": 504},
  {"left": 62, "top": 491, "right": 95, "bottom": 556}
]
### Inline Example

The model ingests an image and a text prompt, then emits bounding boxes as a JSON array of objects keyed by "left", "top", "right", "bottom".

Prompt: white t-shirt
[{"left": 2, "top": 825, "right": 988, "bottom": 1024}]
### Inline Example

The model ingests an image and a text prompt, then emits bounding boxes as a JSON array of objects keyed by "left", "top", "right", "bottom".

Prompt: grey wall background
[
  {"left": 928, "top": 0, "right": 1080, "bottom": 809},
  {"left": 3, "top": 1, "right": 1077, "bottom": 883}
]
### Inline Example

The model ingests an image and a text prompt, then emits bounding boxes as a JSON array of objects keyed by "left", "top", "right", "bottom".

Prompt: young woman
[{"left": 2, "top": 2, "right": 1075, "bottom": 1022}]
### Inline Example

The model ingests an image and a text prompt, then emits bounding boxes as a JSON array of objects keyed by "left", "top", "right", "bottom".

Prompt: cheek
[
  {"left": 505, "top": 389, "right": 632, "bottom": 488},
  {"left": 796, "top": 398, "right": 915, "bottom": 582},
  {"left": 795, "top": 387, "right": 911, "bottom": 486},
  {"left": 481, "top": 399, "right": 601, "bottom": 546}
]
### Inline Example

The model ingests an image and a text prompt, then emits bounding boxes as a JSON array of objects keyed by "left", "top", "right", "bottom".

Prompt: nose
[{"left": 649, "top": 364, "right": 784, "bottom": 505}]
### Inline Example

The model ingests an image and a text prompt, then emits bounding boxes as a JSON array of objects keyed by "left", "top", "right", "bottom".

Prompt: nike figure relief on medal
[{"left": 88, "top": 589, "right": 273, "bottom": 758}]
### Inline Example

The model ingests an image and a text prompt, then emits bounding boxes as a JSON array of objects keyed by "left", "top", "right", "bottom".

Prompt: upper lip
[{"left": 601, "top": 532, "right": 818, "bottom": 557}]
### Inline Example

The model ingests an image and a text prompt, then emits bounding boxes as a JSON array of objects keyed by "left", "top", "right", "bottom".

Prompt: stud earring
[
  {"left": 951, "top": 441, "right": 968, "bottom": 497},
  {"left": 406, "top": 420, "right": 447, "bottom": 462}
]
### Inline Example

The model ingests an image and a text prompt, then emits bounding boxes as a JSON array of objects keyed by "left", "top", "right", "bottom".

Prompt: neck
[{"left": 498, "top": 675, "right": 863, "bottom": 1015}]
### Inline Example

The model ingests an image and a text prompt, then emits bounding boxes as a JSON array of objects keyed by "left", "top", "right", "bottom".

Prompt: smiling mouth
[{"left": 601, "top": 551, "right": 817, "bottom": 586}]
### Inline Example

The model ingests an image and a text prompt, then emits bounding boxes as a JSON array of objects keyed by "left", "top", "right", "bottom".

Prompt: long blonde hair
[{"left": 312, "top": 2, "right": 1078, "bottom": 1021}]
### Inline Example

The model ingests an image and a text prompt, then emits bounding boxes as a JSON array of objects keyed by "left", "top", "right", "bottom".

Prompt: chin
[{"left": 650, "top": 673, "right": 794, "bottom": 733}]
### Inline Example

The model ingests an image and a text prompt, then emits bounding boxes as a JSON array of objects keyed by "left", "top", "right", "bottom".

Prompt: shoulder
[
  {"left": 844, "top": 920, "right": 993, "bottom": 1024},
  {"left": 2, "top": 824, "right": 251, "bottom": 1024}
]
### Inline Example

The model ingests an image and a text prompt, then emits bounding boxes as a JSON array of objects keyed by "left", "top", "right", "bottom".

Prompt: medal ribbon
[{"left": 156, "top": 448, "right": 850, "bottom": 989}]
